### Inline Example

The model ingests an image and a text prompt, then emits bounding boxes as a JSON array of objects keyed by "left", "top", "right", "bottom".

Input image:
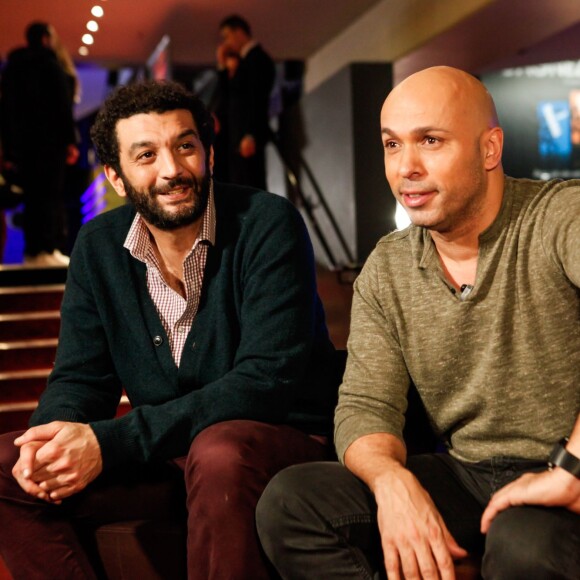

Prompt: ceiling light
[
  {"left": 87, "top": 20, "right": 99, "bottom": 32},
  {"left": 91, "top": 6, "right": 104, "bottom": 17},
  {"left": 82, "top": 33, "right": 94, "bottom": 45},
  {"left": 79, "top": 46, "right": 89, "bottom": 56}
]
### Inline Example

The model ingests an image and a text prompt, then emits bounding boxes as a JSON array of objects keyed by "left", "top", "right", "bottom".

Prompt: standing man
[
  {"left": 0, "top": 80, "right": 338, "bottom": 579},
  {"left": 217, "top": 14, "right": 275, "bottom": 190},
  {"left": 0, "top": 21, "right": 79, "bottom": 266},
  {"left": 257, "top": 66, "right": 580, "bottom": 578}
]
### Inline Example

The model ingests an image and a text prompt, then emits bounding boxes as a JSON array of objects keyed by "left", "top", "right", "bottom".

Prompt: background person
[
  {"left": 257, "top": 66, "right": 580, "bottom": 579},
  {"left": 0, "top": 80, "right": 339, "bottom": 580},
  {"left": 210, "top": 47, "right": 239, "bottom": 183},
  {"left": 217, "top": 14, "right": 275, "bottom": 190},
  {"left": 0, "top": 21, "right": 79, "bottom": 266}
]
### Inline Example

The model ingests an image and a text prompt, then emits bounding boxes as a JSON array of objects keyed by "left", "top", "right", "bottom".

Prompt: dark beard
[{"left": 122, "top": 173, "right": 211, "bottom": 231}]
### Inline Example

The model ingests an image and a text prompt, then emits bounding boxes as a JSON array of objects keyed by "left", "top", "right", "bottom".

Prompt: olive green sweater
[{"left": 335, "top": 177, "right": 580, "bottom": 463}]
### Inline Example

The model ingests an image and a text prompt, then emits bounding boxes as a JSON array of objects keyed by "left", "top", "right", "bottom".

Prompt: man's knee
[
  {"left": 185, "top": 420, "right": 267, "bottom": 484},
  {"left": 483, "top": 506, "right": 580, "bottom": 579},
  {"left": 256, "top": 463, "right": 337, "bottom": 558},
  {"left": 257, "top": 463, "right": 316, "bottom": 532}
]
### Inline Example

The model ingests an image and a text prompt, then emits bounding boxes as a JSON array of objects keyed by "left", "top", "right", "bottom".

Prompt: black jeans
[{"left": 256, "top": 455, "right": 580, "bottom": 579}]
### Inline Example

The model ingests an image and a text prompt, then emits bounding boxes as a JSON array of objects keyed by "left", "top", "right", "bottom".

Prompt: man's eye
[
  {"left": 138, "top": 151, "right": 155, "bottom": 160},
  {"left": 384, "top": 141, "right": 398, "bottom": 149},
  {"left": 179, "top": 142, "right": 195, "bottom": 151},
  {"left": 425, "top": 137, "right": 439, "bottom": 145}
]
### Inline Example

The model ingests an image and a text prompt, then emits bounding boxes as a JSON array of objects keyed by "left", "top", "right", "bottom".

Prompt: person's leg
[
  {"left": 20, "top": 149, "right": 67, "bottom": 257},
  {"left": 257, "top": 461, "right": 383, "bottom": 580},
  {"left": 0, "top": 431, "right": 97, "bottom": 579},
  {"left": 180, "top": 420, "right": 332, "bottom": 580},
  {"left": 257, "top": 454, "right": 487, "bottom": 580},
  {"left": 0, "top": 430, "right": 185, "bottom": 579},
  {"left": 483, "top": 506, "right": 580, "bottom": 579},
  {"left": 406, "top": 454, "right": 486, "bottom": 555}
]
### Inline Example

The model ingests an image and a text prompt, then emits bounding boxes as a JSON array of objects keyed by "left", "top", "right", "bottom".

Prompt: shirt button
[
  {"left": 153, "top": 335, "right": 163, "bottom": 346},
  {"left": 191, "top": 341, "right": 196, "bottom": 350}
]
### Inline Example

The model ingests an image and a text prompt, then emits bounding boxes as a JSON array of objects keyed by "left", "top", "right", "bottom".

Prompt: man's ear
[
  {"left": 483, "top": 127, "right": 504, "bottom": 170},
  {"left": 104, "top": 165, "right": 127, "bottom": 198}
]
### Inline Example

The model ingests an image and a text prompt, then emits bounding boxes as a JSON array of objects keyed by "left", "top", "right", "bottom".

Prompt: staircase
[
  {"left": 0, "top": 276, "right": 65, "bottom": 433},
  {"left": 0, "top": 266, "right": 133, "bottom": 435}
]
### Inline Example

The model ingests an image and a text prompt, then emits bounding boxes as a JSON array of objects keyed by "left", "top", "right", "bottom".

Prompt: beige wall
[{"left": 303, "top": 0, "right": 494, "bottom": 93}]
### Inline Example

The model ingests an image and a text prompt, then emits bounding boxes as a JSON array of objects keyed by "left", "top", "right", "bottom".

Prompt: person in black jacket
[
  {"left": 217, "top": 15, "right": 275, "bottom": 190},
  {"left": 0, "top": 21, "right": 79, "bottom": 266},
  {"left": 0, "top": 80, "right": 338, "bottom": 580}
]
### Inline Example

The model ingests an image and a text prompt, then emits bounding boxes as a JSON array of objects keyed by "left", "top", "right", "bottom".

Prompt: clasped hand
[{"left": 12, "top": 421, "right": 103, "bottom": 503}]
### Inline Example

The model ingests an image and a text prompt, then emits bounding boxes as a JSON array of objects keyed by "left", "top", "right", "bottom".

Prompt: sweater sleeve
[
  {"left": 30, "top": 248, "right": 124, "bottom": 427},
  {"left": 334, "top": 247, "right": 411, "bottom": 463},
  {"left": 539, "top": 182, "right": 580, "bottom": 288},
  {"left": 87, "top": 196, "right": 328, "bottom": 470}
]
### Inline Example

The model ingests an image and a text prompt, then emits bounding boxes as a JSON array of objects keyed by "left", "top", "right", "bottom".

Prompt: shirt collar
[
  {"left": 124, "top": 180, "right": 216, "bottom": 263},
  {"left": 240, "top": 40, "right": 258, "bottom": 58}
]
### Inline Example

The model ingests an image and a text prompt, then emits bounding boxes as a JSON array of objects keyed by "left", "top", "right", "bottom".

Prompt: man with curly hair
[{"left": 0, "top": 80, "right": 338, "bottom": 579}]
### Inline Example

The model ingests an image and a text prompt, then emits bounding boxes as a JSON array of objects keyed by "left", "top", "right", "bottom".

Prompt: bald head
[
  {"left": 383, "top": 66, "right": 499, "bottom": 137},
  {"left": 380, "top": 66, "right": 505, "bottom": 238}
]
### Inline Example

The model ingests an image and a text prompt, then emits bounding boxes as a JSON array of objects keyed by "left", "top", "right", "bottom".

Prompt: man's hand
[
  {"left": 481, "top": 468, "right": 580, "bottom": 533},
  {"left": 66, "top": 144, "right": 79, "bottom": 165},
  {"left": 216, "top": 42, "right": 229, "bottom": 68},
  {"left": 239, "top": 135, "right": 256, "bottom": 158},
  {"left": 374, "top": 465, "right": 467, "bottom": 580},
  {"left": 13, "top": 422, "right": 103, "bottom": 502}
]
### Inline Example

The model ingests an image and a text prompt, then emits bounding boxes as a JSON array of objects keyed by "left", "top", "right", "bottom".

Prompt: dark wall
[{"left": 290, "top": 62, "right": 395, "bottom": 267}]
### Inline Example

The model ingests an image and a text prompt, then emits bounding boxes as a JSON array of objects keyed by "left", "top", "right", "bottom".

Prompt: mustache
[{"left": 150, "top": 177, "right": 196, "bottom": 196}]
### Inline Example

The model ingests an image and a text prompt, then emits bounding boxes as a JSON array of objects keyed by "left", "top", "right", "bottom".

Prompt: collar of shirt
[
  {"left": 240, "top": 40, "right": 258, "bottom": 59},
  {"left": 124, "top": 180, "right": 216, "bottom": 265}
]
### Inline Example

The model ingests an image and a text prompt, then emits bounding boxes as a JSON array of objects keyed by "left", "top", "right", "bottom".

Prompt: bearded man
[{"left": 0, "top": 80, "right": 338, "bottom": 580}]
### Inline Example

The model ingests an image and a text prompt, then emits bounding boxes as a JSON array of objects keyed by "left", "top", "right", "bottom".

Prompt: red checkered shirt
[{"left": 123, "top": 185, "right": 216, "bottom": 366}]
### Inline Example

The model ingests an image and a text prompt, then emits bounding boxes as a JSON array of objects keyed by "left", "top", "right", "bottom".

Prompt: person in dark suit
[{"left": 218, "top": 15, "right": 275, "bottom": 190}]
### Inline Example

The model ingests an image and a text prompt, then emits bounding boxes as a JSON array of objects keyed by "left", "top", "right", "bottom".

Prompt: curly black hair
[{"left": 90, "top": 80, "right": 214, "bottom": 174}]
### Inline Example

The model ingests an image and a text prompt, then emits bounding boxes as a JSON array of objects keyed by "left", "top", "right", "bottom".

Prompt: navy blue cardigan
[{"left": 31, "top": 183, "right": 338, "bottom": 471}]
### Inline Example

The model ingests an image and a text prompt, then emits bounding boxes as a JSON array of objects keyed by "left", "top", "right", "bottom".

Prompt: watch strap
[{"left": 548, "top": 437, "right": 580, "bottom": 478}]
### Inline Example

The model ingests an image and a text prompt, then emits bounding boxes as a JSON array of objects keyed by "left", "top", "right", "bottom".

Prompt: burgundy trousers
[{"left": 0, "top": 420, "right": 333, "bottom": 580}]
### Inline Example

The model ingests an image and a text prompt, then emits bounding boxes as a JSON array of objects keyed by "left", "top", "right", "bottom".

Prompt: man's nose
[
  {"left": 158, "top": 150, "right": 183, "bottom": 179},
  {"left": 397, "top": 146, "right": 423, "bottom": 178}
]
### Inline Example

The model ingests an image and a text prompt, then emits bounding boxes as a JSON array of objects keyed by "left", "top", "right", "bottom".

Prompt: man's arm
[
  {"left": 336, "top": 251, "right": 466, "bottom": 579},
  {"left": 237, "top": 47, "right": 275, "bottom": 151},
  {"left": 345, "top": 430, "right": 467, "bottom": 580},
  {"left": 481, "top": 414, "right": 580, "bottom": 532}
]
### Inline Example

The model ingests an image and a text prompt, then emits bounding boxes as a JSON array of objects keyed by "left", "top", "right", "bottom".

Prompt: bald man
[{"left": 256, "top": 66, "right": 580, "bottom": 579}]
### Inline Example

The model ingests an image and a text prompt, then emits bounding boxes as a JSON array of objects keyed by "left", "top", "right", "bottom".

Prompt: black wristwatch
[{"left": 548, "top": 437, "right": 580, "bottom": 478}]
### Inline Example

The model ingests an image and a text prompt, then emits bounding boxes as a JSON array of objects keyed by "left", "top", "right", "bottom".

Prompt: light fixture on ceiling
[
  {"left": 82, "top": 33, "right": 94, "bottom": 45},
  {"left": 91, "top": 6, "right": 104, "bottom": 17}
]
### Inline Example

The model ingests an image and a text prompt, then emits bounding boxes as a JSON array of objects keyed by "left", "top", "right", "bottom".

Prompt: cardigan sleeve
[
  {"left": 85, "top": 195, "right": 331, "bottom": 471},
  {"left": 29, "top": 235, "right": 124, "bottom": 427}
]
